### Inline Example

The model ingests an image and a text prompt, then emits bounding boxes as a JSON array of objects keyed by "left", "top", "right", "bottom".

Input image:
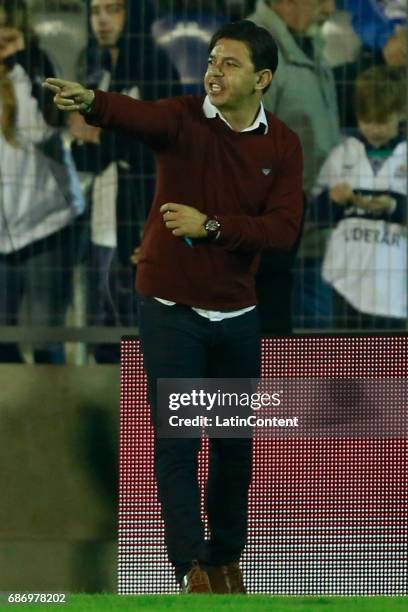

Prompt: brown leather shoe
[
  {"left": 180, "top": 562, "right": 212, "bottom": 594},
  {"left": 207, "top": 565, "right": 230, "bottom": 594},
  {"left": 225, "top": 562, "right": 246, "bottom": 594}
]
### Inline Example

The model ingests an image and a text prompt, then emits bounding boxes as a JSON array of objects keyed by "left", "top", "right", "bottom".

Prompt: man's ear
[{"left": 255, "top": 69, "right": 273, "bottom": 92}]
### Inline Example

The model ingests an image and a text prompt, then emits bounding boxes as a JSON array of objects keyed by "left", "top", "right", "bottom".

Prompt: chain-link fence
[{"left": 0, "top": 0, "right": 406, "bottom": 363}]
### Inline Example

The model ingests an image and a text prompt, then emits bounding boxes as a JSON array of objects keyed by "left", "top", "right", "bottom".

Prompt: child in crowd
[{"left": 313, "top": 65, "right": 406, "bottom": 329}]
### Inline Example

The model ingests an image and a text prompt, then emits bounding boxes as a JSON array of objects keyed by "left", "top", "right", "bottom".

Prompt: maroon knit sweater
[{"left": 86, "top": 91, "right": 303, "bottom": 310}]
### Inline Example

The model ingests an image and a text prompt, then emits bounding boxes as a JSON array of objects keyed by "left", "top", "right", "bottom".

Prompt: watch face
[{"left": 205, "top": 219, "right": 221, "bottom": 232}]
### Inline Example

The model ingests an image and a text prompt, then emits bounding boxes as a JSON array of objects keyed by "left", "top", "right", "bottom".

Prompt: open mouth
[{"left": 209, "top": 82, "right": 223, "bottom": 94}]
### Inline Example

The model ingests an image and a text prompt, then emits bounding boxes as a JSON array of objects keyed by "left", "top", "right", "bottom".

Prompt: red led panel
[{"left": 119, "top": 335, "right": 408, "bottom": 594}]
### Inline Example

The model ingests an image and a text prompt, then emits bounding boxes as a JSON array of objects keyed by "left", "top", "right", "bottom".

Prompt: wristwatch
[{"left": 204, "top": 217, "right": 221, "bottom": 241}]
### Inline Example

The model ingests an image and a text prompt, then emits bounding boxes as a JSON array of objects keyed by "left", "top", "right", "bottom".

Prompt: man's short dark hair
[{"left": 208, "top": 20, "right": 279, "bottom": 93}]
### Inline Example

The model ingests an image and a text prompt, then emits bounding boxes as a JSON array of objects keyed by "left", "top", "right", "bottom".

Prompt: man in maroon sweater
[{"left": 45, "top": 20, "right": 303, "bottom": 594}]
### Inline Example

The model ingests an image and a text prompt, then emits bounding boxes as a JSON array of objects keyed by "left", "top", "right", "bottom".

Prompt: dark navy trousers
[{"left": 137, "top": 295, "right": 261, "bottom": 583}]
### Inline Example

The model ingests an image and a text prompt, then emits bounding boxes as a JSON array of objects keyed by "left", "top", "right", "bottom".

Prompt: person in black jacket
[{"left": 70, "top": 0, "right": 180, "bottom": 363}]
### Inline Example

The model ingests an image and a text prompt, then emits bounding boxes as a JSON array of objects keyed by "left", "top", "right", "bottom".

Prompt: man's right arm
[
  {"left": 43, "top": 78, "right": 183, "bottom": 148},
  {"left": 85, "top": 90, "right": 183, "bottom": 148}
]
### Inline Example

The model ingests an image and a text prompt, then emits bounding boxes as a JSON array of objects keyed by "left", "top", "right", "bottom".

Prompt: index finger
[
  {"left": 43, "top": 81, "right": 61, "bottom": 94},
  {"left": 159, "top": 202, "right": 183, "bottom": 214},
  {"left": 44, "top": 77, "right": 74, "bottom": 90}
]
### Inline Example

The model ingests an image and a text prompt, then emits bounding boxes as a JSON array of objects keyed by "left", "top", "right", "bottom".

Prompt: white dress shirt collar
[{"left": 202, "top": 95, "right": 269, "bottom": 134}]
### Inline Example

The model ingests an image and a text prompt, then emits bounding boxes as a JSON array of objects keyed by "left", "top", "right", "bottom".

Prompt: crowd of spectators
[{"left": 0, "top": 0, "right": 406, "bottom": 362}]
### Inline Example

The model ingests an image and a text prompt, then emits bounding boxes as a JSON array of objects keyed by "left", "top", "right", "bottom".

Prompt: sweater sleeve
[
  {"left": 215, "top": 134, "right": 304, "bottom": 252},
  {"left": 85, "top": 90, "right": 183, "bottom": 149}
]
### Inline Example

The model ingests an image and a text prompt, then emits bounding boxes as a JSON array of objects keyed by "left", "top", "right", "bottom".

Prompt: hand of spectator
[
  {"left": 160, "top": 203, "right": 208, "bottom": 238},
  {"left": 0, "top": 27, "right": 24, "bottom": 61},
  {"left": 43, "top": 78, "right": 95, "bottom": 113},
  {"left": 383, "top": 25, "right": 406, "bottom": 67},
  {"left": 329, "top": 183, "right": 354, "bottom": 205},
  {"left": 364, "top": 195, "right": 396, "bottom": 215},
  {"left": 130, "top": 247, "right": 141, "bottom": 265},
  {"left": 68, "top": 112, "right": 101, "bottom": 143}
]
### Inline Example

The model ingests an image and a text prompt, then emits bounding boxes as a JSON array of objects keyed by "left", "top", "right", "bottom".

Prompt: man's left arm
[
  {"left": 161, "top": 135, "right": 304, "bottom": 250},
  {"left": 215, "top": 136, "right": 304, "bottom": 252}
]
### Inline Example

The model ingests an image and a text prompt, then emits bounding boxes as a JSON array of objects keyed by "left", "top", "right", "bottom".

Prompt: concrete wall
[{"left": 0, "top": 365, "right": 120, "bottom": 592}]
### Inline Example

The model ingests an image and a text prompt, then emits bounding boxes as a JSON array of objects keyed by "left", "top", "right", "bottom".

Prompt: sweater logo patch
[{"left": 262, "top": 168, "right": 271, "bottom": 175}]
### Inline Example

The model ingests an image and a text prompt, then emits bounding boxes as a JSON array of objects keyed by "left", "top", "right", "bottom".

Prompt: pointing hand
[{"left": 43, "top": 78, "right": 95, "bottom": 113}]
